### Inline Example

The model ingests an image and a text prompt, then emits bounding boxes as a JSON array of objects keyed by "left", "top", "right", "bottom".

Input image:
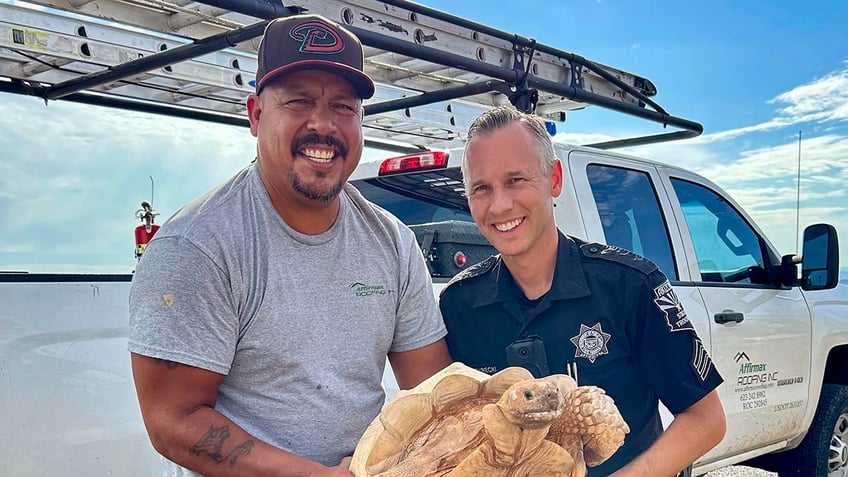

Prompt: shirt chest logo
[
  {"left": 349, "top": 282, "right": 394, "bottom": 297},
  {"left": 570, "top": 322, "right": 611, "bottom": 363}
]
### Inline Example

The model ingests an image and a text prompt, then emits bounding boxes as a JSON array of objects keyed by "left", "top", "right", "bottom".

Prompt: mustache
[{"left": 291, "top": 133, "right": 347, "bottom": 157}]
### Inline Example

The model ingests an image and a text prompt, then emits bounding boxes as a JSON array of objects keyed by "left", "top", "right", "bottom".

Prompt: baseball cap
[{"left": 254, "top": 14, "right": 375, "bottom": 99}]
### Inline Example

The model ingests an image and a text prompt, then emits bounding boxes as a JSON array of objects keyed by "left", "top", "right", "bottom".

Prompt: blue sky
[{"left": 1, "top": 0, "right": 847, "bottom": 275}]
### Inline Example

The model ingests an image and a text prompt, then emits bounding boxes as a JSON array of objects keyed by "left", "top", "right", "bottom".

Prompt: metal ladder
[{"left": 0, "top": 0, "right": 702, "bottom": 149}]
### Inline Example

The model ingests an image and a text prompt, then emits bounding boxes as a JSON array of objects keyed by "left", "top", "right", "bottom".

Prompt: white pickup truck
[
  {"left": 348, "top": 145, "right": 848, "bottom": 476},
  {"left": 1, "top": 0, "right": 846, "bottom": 476}
]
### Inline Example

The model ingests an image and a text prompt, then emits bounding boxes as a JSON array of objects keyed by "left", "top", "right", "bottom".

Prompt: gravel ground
[{"left": 704, "top": 466, "right": 776, "bottom": 477}]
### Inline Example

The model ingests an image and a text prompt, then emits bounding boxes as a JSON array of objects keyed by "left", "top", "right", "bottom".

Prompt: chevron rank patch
[
  {"left": 653, "top": 280, "right": 694, "bottom": 332},
  {"left": 691, "top": 337, "right": 712, "bottom": 383}
]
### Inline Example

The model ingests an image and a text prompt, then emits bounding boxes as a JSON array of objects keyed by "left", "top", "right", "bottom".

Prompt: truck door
[
  {"left": 666, "top": 174, "right": 812, "bottom": 459},
  {"left": 569, "top": 151, "right": 812, "bottom": 465},
  {"left": 568, "top": 152, "right": 719, "bottom": 454}
]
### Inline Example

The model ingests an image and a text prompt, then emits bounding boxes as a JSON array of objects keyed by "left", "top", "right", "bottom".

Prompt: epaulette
[
  {"left": 441, "top": 255, "right": 499, "bottom": 294},
  {"left": 579, "top": 242, "right": 658, "bottom": 275}
]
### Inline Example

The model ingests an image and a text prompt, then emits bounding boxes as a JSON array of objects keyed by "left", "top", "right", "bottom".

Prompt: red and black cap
[{"left": 254, "top": 14, "right": 375, "bottom": 99}]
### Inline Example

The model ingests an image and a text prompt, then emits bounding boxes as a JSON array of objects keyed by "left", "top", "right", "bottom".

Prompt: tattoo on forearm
[{"left": 190, "top": 425, "right": 254, "bottom": 467}]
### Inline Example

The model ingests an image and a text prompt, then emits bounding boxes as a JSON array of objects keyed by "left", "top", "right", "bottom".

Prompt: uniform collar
[{"left": 473, "top": 231, "right": 592, "bottom": 308}]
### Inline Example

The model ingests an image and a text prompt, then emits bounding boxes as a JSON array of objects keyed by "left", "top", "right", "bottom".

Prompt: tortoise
[{"left": 350, "top": 363, "right": 629, "bottom": 477}]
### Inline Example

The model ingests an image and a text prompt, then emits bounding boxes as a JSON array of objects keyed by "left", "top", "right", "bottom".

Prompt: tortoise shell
[{"left": 350, "top": 363, "right": 629, "bottom": 477}]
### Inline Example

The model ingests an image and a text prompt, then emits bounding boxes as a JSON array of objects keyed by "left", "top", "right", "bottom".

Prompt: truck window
[
  {"left": 586, "top": 164, "right": 678, "bottom": 280},
  {"left": 670, "top": 179, "right": 770, "bottom": 285},
  {"left": 351, "top": 172, "right": 500, "bottom": 278},
  {"left": 352, "top": 178, "right": 473, "bottom": 225}
]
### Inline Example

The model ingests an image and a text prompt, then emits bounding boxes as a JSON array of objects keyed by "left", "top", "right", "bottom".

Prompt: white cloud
[
  {"left": 554, "top": 131, "right": 617, "bottom": 147},
  {"left": 696, "top": 134, "right": 848, "bottom": 187},
  {"left": 0, "top": 94, "right": 256, "bottom": 272},
  {"left": 773, "top": 66, "right": 848, "bottom": 122},
  {"left": 693, "top": 62, "right": 848, "bottom": 144}
]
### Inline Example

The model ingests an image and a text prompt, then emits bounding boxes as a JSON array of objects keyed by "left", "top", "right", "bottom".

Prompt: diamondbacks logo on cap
[
  {"left": 253, "top": 14, "right": 375, "bottom": 97},
  {"left": 289, "top": 21, "right": 345, "bottom": 54}
]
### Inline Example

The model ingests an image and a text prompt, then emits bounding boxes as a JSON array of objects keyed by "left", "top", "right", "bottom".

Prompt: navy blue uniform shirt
[{"left": 439, "top": 232, "right": 723, "bottom": 476}]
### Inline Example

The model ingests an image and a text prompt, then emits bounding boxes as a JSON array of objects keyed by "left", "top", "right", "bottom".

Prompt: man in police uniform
[{"left": 439, "top": 106, "right": 726, "bottom": 477}]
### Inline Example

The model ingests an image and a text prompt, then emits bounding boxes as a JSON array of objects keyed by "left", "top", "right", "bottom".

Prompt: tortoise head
[{"left": 497, "top": 379, "right": 564, "bottom": 427}]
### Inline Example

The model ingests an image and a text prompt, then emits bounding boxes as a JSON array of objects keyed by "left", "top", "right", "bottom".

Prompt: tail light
[
  {"left": 453, "top": 251, "right": 468, "bottom": 268},
  {"left": 378, "top": 151, "right": 449, "bottom": 176}
]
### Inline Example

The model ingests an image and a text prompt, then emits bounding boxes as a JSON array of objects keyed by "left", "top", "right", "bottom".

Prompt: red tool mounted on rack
[{"left": 134, "top": 201, "right": 160, "bottom": 260}]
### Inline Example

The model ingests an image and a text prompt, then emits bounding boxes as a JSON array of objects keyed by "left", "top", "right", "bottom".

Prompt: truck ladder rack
[{"left": 0, "top": 0, "right": 703, "bottom": 148}]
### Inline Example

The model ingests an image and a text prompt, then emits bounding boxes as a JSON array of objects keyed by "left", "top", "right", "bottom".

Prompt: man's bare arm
[
  {"left": 131, "top": 353, "right": 354, "bottom": 477},
  {"left": 610, "top": 389, "right": 726, "bottom": 477},
  {"left": 387, "top": 339, "right": 452, "bottom": 390}
]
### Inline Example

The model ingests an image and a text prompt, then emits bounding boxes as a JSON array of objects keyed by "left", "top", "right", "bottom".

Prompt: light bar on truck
[{"left": 378, "top": 151, "right": 449, "bottom": 176}]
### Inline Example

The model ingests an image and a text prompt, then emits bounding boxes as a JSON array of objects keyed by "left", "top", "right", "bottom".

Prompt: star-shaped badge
[{"left": 570, "top": 322, "right": 611, "bottom": 363}]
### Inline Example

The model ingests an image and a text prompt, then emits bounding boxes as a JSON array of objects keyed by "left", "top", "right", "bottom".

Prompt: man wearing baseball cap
[{"left": 129, "top": 13, "right": 451, "bottom": 476}]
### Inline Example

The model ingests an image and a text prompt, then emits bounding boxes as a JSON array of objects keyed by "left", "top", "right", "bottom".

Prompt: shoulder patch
[
  {"left": 442, "top": 255, "right": 499, "bottom": 291},
  {"left": 579, "top": 242, "right": 658, "bottom": 275},
  {"left": 653, "top": 279, "right": 694, "bottom": 332}
]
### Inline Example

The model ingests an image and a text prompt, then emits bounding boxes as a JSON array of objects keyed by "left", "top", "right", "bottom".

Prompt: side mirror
[
  {"left": 801, "top": 223, "right": 839, "bottom": 290},
  {"left": 778, "top": 253, "right": 801, "bottom": 287}
]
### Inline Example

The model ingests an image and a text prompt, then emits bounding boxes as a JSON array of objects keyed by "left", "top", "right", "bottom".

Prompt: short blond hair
[{"left": 462, "top": 106, "right": 557, "bottom": 191}]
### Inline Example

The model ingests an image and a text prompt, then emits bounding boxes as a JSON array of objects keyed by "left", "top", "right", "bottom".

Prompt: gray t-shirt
[{"left": 128, "top": 164, "right": 446, "bottom": 474}]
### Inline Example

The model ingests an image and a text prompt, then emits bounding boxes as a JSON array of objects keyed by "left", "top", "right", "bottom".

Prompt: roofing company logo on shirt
[{"left": 349, "top": 282, "right": 394, "bottom": 297}]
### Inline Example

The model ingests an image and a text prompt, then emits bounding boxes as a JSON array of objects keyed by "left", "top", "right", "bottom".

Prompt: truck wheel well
[{"left": 825, "top": 346, "right": 848, "bottom": 386}]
